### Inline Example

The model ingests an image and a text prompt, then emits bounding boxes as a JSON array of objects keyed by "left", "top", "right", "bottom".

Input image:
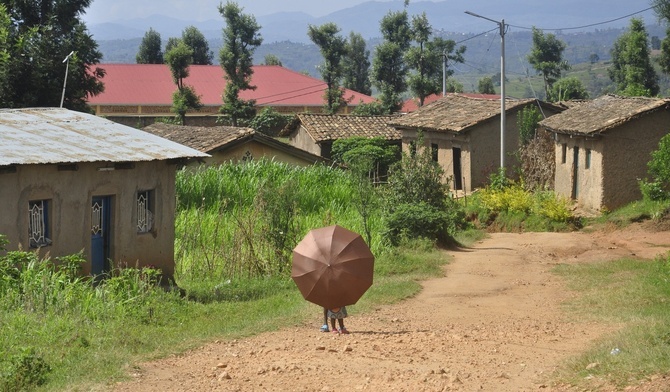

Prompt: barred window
[
  {"left": 585, "top": 149, "right": 591, "bottom": 169},
  {"left": 137, "top": 190, "right": 154, "bottom": 233},
  {"left": 29, "top": 200, "right": 52, "bottom": 248}
]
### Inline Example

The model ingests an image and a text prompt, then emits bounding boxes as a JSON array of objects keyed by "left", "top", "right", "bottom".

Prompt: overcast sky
[{"left": 82, "top": 0, "right": 395, "bottom": 24}]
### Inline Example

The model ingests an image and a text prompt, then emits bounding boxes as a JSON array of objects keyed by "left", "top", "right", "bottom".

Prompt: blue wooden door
[{"left": 91, "top": 196, "right": 111, "bottom": 276}]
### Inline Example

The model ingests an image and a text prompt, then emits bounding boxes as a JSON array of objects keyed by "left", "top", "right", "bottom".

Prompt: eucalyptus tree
[
  {"left": 182, "top": 26, "right": 213, "bottom": 65},
  {"left": 165, "top": 41, "right": 201, "bottom": 123},
  {"left": 527, "top": 27, "right": 570, "bottom": 101},
  {"left": 263, "top": 54, "right": 282, "bottom": 66},
  {"left": 343, "top": 32, "right": 372, "bottom": 96},
  {"left": 136, "top": 28, "right": 163, "bottom": 64},
  {"left": 406, "top": 12, "right": 465, "bottom": 107},
  {"left": 371, "top": 4, "right": 412, "bottom": 113},
  {"left": 550, "top": 77, "right": 589, "bottom": 101},
  {"left": 308, "top": 22, "right": 347, "bottom": 114},
  {"left": 218, "top": 1, "right": 263, "bottom": 126},
  {"left": 478, "top": 76, "right": 495, "bottom": 94},
  {"left": 0, "top": 0, "right": 104, "bottom": 110},
  {"left": 608, "top": 18, "right": 658, "bottom": 97}
]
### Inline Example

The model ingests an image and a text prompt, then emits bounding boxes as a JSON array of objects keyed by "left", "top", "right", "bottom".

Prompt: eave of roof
[
  {"left": 0, "top": 108, "right": 208, "bottom": 166},
  {"left": 539, "top": 94, "right": 670, "bottom": 135}
]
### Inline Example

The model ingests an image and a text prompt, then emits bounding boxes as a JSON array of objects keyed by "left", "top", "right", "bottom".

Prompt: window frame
[
  {"left": 136, "top": 190, "right": 155, "bottom": 234},
  {"left": 28, "top": 199, "right": 52, "bottom": 248}
]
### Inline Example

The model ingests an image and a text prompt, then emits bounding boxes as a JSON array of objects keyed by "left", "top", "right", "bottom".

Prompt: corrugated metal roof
[
  {"left": 0, "top": 108, "right": 209, "bottom": 166},
  {"left": 87, "top": 64, "right": 376, "bottom": 107}
]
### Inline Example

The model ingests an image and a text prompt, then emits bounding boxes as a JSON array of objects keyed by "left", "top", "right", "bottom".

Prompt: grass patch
[
  {"left": 551, "top": 252, "right": 670, "bottom": 389},
  {"left": 586, "top": 198, "right": 670, "bottom": 230}
]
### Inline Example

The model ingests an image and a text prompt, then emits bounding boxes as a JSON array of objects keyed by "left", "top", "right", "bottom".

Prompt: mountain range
[{"left": 87, "top": 0, "right": 659, "bottom": 44}]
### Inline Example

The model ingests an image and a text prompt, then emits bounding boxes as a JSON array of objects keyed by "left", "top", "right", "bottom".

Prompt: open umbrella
[{"left": 291, "top": 225, "right": 374, "bottom": 310}]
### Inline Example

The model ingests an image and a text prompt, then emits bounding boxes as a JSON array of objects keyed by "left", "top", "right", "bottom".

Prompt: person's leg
[
  {"left": 320, "top": 308, "right": 329, "bottom": 332},
  {"left": 330, "top": 318, "right": 337, "bottom": 333},
  {"left": 338, "top": 318, "right": 349, "bottom": 334}
]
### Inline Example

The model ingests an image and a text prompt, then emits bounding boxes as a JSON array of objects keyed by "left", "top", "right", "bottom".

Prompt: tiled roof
[
  {"left": 401, "top": 93, "right": 500, "bottom": 112},
  {"left": 0, "top": 108, "right": 207, "bottom": 166},
  {"left": 540, "top": 95, "right": 670, "bottom": 135},
  {"left": 141, "top": 123, "right": 329, "bottom": 163},
  {"left": 88, "top": 64, "right": 376, "bottom": 107},
  {"left": 283, "top": 114, "right": 402, "bottom": 142},
  {"left": 142, "top": 123, "right": 255, "bottom": 153},
  {"left": 390, "top": 94, "right": 541, "bottom": 132}
]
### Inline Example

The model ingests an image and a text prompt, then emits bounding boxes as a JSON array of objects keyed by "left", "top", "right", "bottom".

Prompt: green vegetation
[{"left": 552, "top": 251, "right": 670, "bottom": 388}]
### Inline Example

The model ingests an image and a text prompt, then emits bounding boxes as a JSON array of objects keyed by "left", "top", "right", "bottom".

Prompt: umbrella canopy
[{"left": 291, "top": 225, "right": 374, "bottom": 309}]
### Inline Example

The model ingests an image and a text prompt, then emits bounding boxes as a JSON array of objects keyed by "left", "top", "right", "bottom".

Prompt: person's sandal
[
  {"left": 340, "top": 328, "right": 350, "bottom": 334},
  {"left": 320, "top": 324, "right": 329, "bottom": 332},
  {"left": 331, "top": 329, "right": 340, "bottom": 334}
]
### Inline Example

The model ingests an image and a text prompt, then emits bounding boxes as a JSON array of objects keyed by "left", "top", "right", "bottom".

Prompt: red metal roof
[
  {"left": 401, "top": 93, "right": 500, "bottom": 113},
  {"left": 88, "top": 64, "right": 376, "bottom": 107}
]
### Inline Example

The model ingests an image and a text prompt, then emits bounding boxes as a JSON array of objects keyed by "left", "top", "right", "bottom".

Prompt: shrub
[
  {"left": 0, "top": 348, "right": 51, "bottom": 391},
  {"left": 639, "top": 179, "right": 668, "bottom": 201},
  {"left": 384, "top": 202, "right": 451, "bottom": 245},
  {"left": 647, "top": 133, "right": 670, "bottom": 194}
]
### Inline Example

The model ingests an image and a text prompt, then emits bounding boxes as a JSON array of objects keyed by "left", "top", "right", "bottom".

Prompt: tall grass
[{"left": 175, "top": 160, "right": 386, "bottom": 297}]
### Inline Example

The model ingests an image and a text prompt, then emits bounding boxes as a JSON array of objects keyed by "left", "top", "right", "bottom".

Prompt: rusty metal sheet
[{"left": 0, "top": 108, "right": 209, "bottom": 166}]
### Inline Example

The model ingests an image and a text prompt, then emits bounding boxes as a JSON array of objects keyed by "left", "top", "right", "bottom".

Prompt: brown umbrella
[{"left": 291, "top": 225, "right": 374, "bottom": 310}]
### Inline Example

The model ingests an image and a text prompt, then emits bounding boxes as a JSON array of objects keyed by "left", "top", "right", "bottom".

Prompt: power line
[
  {"left": 508, "top": 6, "right": 656, "bottom": 32},
  {"left": 454, "top": 27, "right": 499, "bottom": 45}
]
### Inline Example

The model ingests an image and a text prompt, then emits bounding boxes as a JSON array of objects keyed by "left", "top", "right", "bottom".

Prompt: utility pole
[
  {"left": 465, "top": 11, "right": 506, "bottom": 170},
  {"left": 60, "top": 51, "right": 75, "bottom": 108}
]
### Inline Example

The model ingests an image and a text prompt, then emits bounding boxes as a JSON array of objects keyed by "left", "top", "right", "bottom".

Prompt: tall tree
[
  {"left": 308, "top": 22, "right": 347, "bottom": 114},
  {"left": 165, "top": 37, "right": 180, "bottom": 54},
  {"left": 527, "top": 27, "right": 570, "bottom": 101},
  {"left": 608, "top": 18, "right": 658, "bottom": 97},
  {"left": 343, "top": 31, "right": 371, "bottom": 96},
  {"left": 182, "top": 26, "right": 213, "bottom": 65},
  {"left": 477, "top": 76, "right": 496, "bottom": 94},
  {"left": 218, "top": 1, "right": 263, "bottom": 126},
  {"left": 165, "top": 41, "right": 201, "bottom": 123},
  {"left": 136, "top": 28, "right": 163, "bottom": 64},
  {"left": 0, "top": 0, "right": 104, "bottom": 111},
  {"left": 262, "top": 54, "right": 282, "bottom": 66},
  {"left": 405, "top": 13, "right": 464, "bottom": 106},
  {"left": 371, "top": 4, "right": 412, "bottom": 113},
  {"left": 550, "top": 77, "right": 589, "bottom": 101}
]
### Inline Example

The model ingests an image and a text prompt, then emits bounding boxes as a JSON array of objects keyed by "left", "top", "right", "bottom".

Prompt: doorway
[
  {"left": 452, "top": 147, "right": 463, "bottom": 191},
  {"left": 91, "top": 196, "right": 112, "bottom": 276}
]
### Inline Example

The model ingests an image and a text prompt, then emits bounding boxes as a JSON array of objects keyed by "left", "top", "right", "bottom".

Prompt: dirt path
[{"left": 110, "top": 226, "right": 670, "bottom": 392}]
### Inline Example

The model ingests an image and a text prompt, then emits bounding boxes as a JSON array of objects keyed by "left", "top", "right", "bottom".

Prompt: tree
[
  {"left": 262, "top": 54, "right": 282, "bottom": 66},
  {"left": 308, "top": 22, "right": 347, "bottom": 114},
  {"left": 659, "top": 27, "right": 670, "bottom": 76},
  {"left": 477, "top": 76, "right": 496, "bottom": 94},
  {"left": 218, "top": 1, "right": 263, "bottom": 126},
  {"left": 372, "top": 5, "right": 412, "bottom": 113},
  {"left": 0, "top": 0, "right": 104, "bottom": 111},
  {"left": 527, "top": 27, "right": 570, "bottom": 100},
  {"left": 446, "top": 79, "right": 463, "bottom": 93},
  {"left": 165, "top": 41, "right": 202, "bottom": 123},
  {"left": 136, "top": 28, "right": 163, "bottom": 64},
  {"left": 405, "top": 13, "right": 465, "bottom": 107},
  {"left": 549, "top": 77, "right": 589, "bottom": 101},
  {"left": 165, "top": 37, "right": 180, "bottom": 54},
  {"left": 608, "top": 18, "right": 658, "bottom": 97},
  {"left": 343, "top": 32, "right": 371, "bottom": 96},
  {"left": 182, "top": 26, "right": 213, "bottom": 65}
]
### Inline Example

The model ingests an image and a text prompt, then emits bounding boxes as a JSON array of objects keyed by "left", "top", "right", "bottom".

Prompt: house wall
[
  {"left": 553, "top": 134, "right": 604, "bottom": 211},
  {"left": 552, "top": 111, "right": 670, "bottom": 211},
  {"left": 194, "top": 141, "right": 320, "bottom": 167},
  {"left": 0, "top": 160, "right": 177, "bottom": 280},
  {"left": 288, "top": 126, "right": 322, "bottom": 157}
]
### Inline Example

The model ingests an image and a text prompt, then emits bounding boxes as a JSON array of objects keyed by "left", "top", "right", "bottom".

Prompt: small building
[
  {"left": 142, "top": 123, "right": 330, "bottom": 167},
  {"left": 87, "top": 64, "right": 377, "bottom": 127},
  {"left": 390, "top": 94, "right": 564, "bottom": 192},
  {"left": 281, "top": 114, "right": 402, "bottom": 159},
  {"left": 0, "top": 108, "right": 208, "bottom": 282},
  {"left": 539, "top": 94, "right": 670, "bottom": 212}
]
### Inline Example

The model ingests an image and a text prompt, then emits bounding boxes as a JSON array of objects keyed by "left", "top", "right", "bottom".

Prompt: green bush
[
  {"left": 384, "top": 202, "right": 452, "bottom": 245},
  {"left": 639, "top": 179, "right": 668, "bottom": 201},
  {"left": 647, "top": 133, "right": 670, "bottom": 196},
  {"left": 0, "top": 348, "right": 51, "bottom": 392}
]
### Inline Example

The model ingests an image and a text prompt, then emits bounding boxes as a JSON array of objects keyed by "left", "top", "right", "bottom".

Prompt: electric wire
[{"left": 507, "top": 6, "right": 655, "bottom": 32}]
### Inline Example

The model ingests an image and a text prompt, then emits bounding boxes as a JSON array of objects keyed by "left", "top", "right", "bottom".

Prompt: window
[
  {"left": 409, "top": 141, "right": 417, "bottom": 157},
  {"left": 29, "top": 200, "right": 51, "bottom": 248},
  {"left": 137, "top": 190, "right": 154, "bottom": 233},
  {"left": 431, "top": 143, "right": 439, "bottom": 162},
  {"left": 561, "top": 144, "right": 567, "bottom": 164},
  {"left": 585, "top": 149, "right": 591, "bottom": 169}
]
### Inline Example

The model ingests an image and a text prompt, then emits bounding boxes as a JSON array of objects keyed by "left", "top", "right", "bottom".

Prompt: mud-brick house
[
  {"left": 281, "top": 114, "right": 402, "bottom": 159},
  {"left": 142, "top": 123, "right": 329, "bottom": 167},
  {"left": 539, "top": 94, "right": 670, "bottom": 212},
  {"left": 390, "top": 94, "right": 564, "bottom": 192},
  {"left": 0, "top": 108, "right": 208, "bottom": 281}
]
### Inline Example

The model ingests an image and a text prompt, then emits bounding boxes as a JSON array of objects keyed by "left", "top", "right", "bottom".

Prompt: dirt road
[{"left": 111, "top": 225, "right": 670, "bottom": 391}]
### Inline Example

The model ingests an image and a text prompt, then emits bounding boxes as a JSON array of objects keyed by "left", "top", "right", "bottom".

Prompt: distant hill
[{"left": 89, "top": 0, "right": 666, "bottom": 96}]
